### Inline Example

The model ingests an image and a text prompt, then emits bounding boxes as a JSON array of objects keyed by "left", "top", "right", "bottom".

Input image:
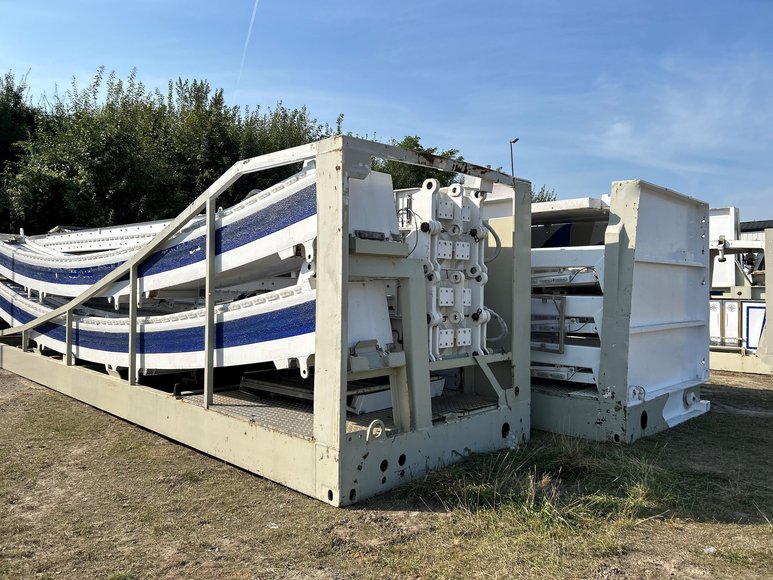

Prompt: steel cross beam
[{"left": 344, "top": 136, "right": 518, "bottom": 185}]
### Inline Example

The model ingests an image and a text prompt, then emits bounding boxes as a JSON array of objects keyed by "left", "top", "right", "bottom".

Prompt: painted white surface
[{"left": 709, "top": 207, "right": 740, "bottom": 288}]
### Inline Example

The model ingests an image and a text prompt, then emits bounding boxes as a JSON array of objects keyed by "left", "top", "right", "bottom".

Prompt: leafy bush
[{"left": 0, "top": 67, "right": 338, "bottom": 233}]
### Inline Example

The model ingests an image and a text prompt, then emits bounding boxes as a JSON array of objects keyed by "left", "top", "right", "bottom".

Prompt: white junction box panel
[
  {"left": 709, "top": 300, "right": 721, "bottom": 346},
  {"left": 524, "top": 180, "right": 711, "bottom": 443},
  {"left": 397, "top": 177, "right": 504, "bottom": 362}
]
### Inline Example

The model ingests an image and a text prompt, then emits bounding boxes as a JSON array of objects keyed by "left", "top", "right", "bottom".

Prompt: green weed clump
[
  {"left": 413, "top": 435, "right": 677, "bottom": 529},
  {"left": 396, "top": 436, "right": 684, "bottom": 576}
]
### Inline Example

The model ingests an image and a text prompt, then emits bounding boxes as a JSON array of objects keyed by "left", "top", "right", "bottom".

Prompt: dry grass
[{"left": 1, "top": 369, "right": 772, "bottom": 578}]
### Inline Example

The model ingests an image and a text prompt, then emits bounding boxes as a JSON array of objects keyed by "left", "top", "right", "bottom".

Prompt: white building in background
[{"left": 709, "top": 208, "right": 771, "bottom": 374}]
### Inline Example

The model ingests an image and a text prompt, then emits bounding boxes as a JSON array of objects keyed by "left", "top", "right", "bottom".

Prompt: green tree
[
  {"left": 3, "top": 68, "right": 338, "bottom": 234},
  {"left": 372, "top": 135, "right": 461, "bottom": 189},
  {"left": 5, "top": 68, "right": 178, "bottom": 230},
  {"left": 228, "top": 101, "right": 335, "bottom": 207},
  {"left": 0, "top": 72, "right": 37, "bottom": 168},
  {"left": 0, "top": 71, "right": 38, "bottom": 230},
  {"left": 532, "top": 184, "right": 557, "bottom": 202}
]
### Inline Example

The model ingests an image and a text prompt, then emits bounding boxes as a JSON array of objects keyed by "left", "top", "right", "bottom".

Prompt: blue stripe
[
  {"left": 0, "top": 183, "right": 317, "bottom": 285},
  {"left": 0, "top": 293, "right": 316, "bottom": 355}
]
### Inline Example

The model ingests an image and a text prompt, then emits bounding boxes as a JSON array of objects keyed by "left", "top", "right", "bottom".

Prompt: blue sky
[{"left": 1, "top": 0, "right": 771, "bottom": 217}]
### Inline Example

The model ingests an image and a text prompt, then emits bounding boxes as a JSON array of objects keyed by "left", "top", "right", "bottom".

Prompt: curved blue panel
[
  {"left": 0, "top": 183, "right": 317, "bottom": 286},
  {"left": 0, "top": 294, "right": 316, "bottom": 355}
]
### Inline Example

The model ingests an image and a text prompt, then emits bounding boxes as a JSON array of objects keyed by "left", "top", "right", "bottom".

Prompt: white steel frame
[
  {"left": 0, "top": 136, "right": 532, "bottom": 505},
  {"left": 529, "top": 180, "right": 711, "bottom": 442}
]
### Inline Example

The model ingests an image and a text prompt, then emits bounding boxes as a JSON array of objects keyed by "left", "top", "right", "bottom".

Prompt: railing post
[
  {"left": 128, "top": 265, "right": 138, "bottom": 385},
  {"left": 65, "top": 310, "right": 74, "bottom": 366},
  {"left": 204, "top": 196, "right": 217, "bottom": 408}
]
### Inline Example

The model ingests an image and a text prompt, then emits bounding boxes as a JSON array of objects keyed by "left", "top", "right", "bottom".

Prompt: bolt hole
[
  {"left": 327, "top": 490, "right": 333, "bottom": 502},
  {"left": 398, "top": 453, "right": 406, "bottom": 466},
  {"left": 613, "top": 434, "right": 620, "bottom": 443},
  {"left": 640, "top": 410, "right": 648, "bottom": 431},
  {"left": 349, "top": 489, "right": 356, "bottom": 502},
  {"left": 501, "top": 422, "right": 510, "bottom": 438},
  {"left": 380, "top": 459, "right": 389, "bottom": 472},
  {"left": 381, "top": 476, "right": 387, "bottom": 485},
  {"left": 400, "top": 470, "right": 405, "bottom": 478}
]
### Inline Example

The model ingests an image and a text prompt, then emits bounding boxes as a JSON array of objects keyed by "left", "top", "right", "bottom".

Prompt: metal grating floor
[
  {"left": 431, "top": 393, "right": 497, "bottom": 417},
  {"left": 185, "top": 390, "right": 316, "bottom": 438},
  {"left": 184, "top": 389, "right": 498, "bottom": 439}
]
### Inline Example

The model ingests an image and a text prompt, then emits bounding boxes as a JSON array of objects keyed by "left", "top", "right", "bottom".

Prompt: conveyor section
[
  {"left": 524, "top": 181, "right": 711, "bottom": 441},
  {"left": 0, "top": 165, "right": 404, "bottom": 377},
  {"left": 31, "top": 219, "right": 172, "bottom": 253},
  {"left": 0, "top": 168, "right": 320, "bottom": 302},
  {"left": 0, "top": 136, "right": 532, "bottom": 505},
  {"left": 0, "top": 276, "right": 317, "bottom": 373},
  {"left": 0, "top": 152, "right": 512, "bottom": 381}
]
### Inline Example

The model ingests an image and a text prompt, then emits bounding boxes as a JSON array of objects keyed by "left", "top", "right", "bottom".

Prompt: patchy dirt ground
[{"left": 1, "top": 369, "right": 772, "bottom": 579}]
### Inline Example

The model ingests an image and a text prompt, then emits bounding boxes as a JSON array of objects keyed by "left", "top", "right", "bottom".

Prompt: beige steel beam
[{"left": 203, "top": 196, "right": 217, "bottom": 407}]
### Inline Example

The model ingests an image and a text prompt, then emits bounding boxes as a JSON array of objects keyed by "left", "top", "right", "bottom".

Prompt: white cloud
[{"left": 594, "top": 53, "right": 773, "bottom": 164}]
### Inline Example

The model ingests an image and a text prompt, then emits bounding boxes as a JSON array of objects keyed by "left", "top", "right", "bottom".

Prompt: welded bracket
[{"left": 474, "top": 354, "right": 505, "bottom": 402}]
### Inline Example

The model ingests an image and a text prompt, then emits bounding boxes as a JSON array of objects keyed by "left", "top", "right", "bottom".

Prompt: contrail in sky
[{"left": 237, "top": 0, "right": 261, "bottom": 86}]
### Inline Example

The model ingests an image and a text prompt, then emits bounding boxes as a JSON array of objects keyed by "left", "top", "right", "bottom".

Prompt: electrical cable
[
  {"left": 483, "top": 219, "right": 501, "bottom": 263},
  {"left": 396, "top": 207, "right": 424, "bottom": 257},
  {"left": 486, "top": 307, "right": 508, "bottom": 342},
  {"left": 567, "top": 266, "right": 595, "bottom": 283}
]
